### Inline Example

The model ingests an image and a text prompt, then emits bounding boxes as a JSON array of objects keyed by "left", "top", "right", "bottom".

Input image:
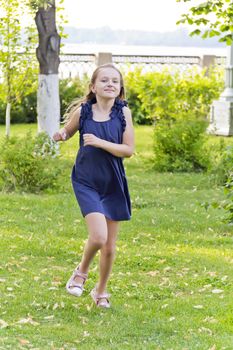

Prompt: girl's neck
[{"left": 94, "top": 96, "right": 115, "bottom": 113}]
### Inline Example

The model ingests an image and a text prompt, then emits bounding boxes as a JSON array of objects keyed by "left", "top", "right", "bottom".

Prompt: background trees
[
  {"left": 0, "top": 0, "right": 37, "bottom": 137},
  {"left": 176, "top": 0, "right": 233, "bottom": 44}
]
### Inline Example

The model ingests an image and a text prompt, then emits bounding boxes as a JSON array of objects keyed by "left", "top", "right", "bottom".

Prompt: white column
[{"left": 208, "top": 3, "right": 233, "bottom": 136}]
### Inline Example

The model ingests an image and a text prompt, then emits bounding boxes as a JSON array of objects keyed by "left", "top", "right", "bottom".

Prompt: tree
[
  {"left": 30, "top": 0, "right": 61, "bottom": 137},
  {"left": 0, "top": 0, "right": 37, "bottom": 137},
  {"left": 176, "top": 0, "right": 233, "bottom": 44}
]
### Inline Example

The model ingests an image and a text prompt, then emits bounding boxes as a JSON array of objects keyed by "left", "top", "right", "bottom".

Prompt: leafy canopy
[{"left": 176, "top": 0, "right": 233, "bottom": 44}]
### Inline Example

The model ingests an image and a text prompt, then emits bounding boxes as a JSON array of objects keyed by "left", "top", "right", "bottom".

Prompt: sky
[{"left": 62, "top": 0, "right": 197, "bottom": 32}]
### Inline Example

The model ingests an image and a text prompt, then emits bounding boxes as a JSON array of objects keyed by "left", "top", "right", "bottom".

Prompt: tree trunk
[
  {"left": 37, "top": 74, "right": 60, "bottom": 136},
  {"left": 5, "top": 102, "right": 11, "bottom": 137},
  {"left": 35, "top": 1, "right": 61, "bottom": 137}
]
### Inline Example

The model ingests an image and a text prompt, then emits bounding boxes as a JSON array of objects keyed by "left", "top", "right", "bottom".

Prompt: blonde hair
[{"left": 64, "top": 63, "right": 125, "bottom": 122}]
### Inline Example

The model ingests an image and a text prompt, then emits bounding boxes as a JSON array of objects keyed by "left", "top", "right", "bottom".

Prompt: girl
[{"left": 53, "top": 63, "right": 134, "bottom": 308}]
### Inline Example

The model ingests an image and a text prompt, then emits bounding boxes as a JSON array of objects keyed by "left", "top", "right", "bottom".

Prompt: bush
[
  {"left": 0, "top": 132, "right": 63, "bottom": 193},
  {"left": 206, "top": 171, "right": 233, "bottom": 225},
  {"left": 153, "top": 118, "right": 211, "bottom": 172},
  {"left": 59, "top": 76, "right": 89, "bottom": 119},
  {"left": 124, "top": 65, "right": 224, "bottom": 125},
  {"left": 208, "top": 140, "right": 233, "bottom": 185},
  {"left": 0, "top": 76, "right": 89, "bottom": 124},
  {"left": 124, "top": 68, "right": 150, "bottom": 124}
]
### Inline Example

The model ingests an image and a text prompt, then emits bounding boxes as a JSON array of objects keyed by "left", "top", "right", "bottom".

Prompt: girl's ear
[{"left": 90, "top": 84, "right": 96, "bottom": 94}]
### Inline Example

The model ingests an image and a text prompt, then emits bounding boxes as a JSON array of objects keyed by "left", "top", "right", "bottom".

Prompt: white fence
[{"left": 59, "top": 52, "right": 226, "bottom": 78}]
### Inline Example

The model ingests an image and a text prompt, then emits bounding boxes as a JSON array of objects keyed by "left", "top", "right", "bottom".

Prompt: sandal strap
[
  {"left": 68, "top": 267, "right": 88, "bottom": 288},
  {"left": 74, "top": 268, "right": 88, "bottom": 280},
  {"left": 96, "top": 293, "right": 109, "bottom": 300},
  {"left": 96, "top": 295, "right": 110, "bottom": 307},
  {"left": 93, "top": 291, "right": 110, "bottom": 303},
  {"left": 68, "top": 283, "right": 83, "bottom": 289}
]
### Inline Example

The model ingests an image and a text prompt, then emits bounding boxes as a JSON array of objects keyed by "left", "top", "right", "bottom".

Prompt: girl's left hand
[{"left": 83, "top": 133, "right": 103, "bottom": 148}]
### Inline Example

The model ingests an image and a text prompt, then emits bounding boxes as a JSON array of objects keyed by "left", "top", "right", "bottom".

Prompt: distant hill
[{"left": 63, "top": 26, "right": 224, "bottom": 48}]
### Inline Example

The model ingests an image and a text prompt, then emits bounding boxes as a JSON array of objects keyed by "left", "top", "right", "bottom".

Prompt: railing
[{"left": 59, "top": 52, "right": 226, "bottom": 78}]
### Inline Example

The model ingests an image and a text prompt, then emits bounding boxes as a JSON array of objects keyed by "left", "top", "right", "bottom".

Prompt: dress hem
[{"left": 82, "top": 210, "right": 131, "bottom": 222}]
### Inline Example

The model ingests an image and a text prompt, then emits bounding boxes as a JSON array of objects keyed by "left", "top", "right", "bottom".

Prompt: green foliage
[
  {"left": 124, "top": 68, "right": 150, "bottom": 124},
  {"left": 0, "top": 0, "right": 38, "bottom": 104},
  {"left": 211, "top": 172, "right": 233, "bottom": 224},
  {"left": 176, "top": 0, "right": 233, "bottom": 44},
  {"left": 59, "top": 75, "right": 89, "bottom": 119},
  {"left": 153, "top": 118, "right": 211, "bottom": 172},
  {"left": 208, "top": 141, "right": 233, "bottom": 185},
  {"left": 0, "top": 132, "right": 62, "bottom": 192},
  {"left": 0, "top": 90, "right": 38, "bottom": 124},
  {"left": 206, "top": 143, "right": 233, "bottom": 224},
  {"left": 0, "top": 76, "right": 88, "bottom": 124},
  {"left": 125, "top": 66, "right": 223, "bottom": 172},
  {"left": 125, "top": 66, "right": 224, "bottom": 125}
]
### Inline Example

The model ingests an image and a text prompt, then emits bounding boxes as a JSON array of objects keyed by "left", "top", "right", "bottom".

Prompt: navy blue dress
[{"left": 71, "top": 98, "right": 131, "bottom": 221}]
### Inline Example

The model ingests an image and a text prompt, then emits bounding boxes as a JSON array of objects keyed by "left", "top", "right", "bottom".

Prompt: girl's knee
[
  {"left": 102, "top": 244, "right": 116, "bottom": 258},
  {"left": 90, "top": 231, "right": 107, "bottom": 247}
]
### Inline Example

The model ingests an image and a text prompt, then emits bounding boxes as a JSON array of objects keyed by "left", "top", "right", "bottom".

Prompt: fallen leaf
[
  {"left": 44, "top": 315, "right": 54, "bottom": 320},
  {"left": 208, "top": 345, "right": 216, "bottom": 350},
  {"left": 198, "top": 327, "right": 212, "bottom": 335},
  {"left": 53, "top": 303, "right": 59, "bottom": 310},
  {"left": 18, "top": 338, "right": 30, "bottom": 345},
  {"left": 17, "top": 317, "right": 39, "bottom": 326},
  {"left": 212, "top": 289, "right": 224, "bottom": 294},
  {"left": 146, "top": 270, "right": 160, "bottom": 277},
  {"left": 193, "top": 305, "right": 204, "bottom": 309},
  {"left": 0, "top": 319, "right": 8, "bottom": 329},
  {"left": 203, "top": 317, "right": 218, "bottom": 324}
]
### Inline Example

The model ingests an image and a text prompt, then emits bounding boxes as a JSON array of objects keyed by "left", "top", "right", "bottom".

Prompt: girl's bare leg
[
  {"left": 97, "top": 219, "right": 119, "bottom": 295},
  {"left": 75, "top": 213, "right": 108, "bottom": 282}
]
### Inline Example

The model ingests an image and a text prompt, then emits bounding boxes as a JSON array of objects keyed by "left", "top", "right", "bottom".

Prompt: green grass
[{"left": 0, "top": 124, "right": 233, "bottom": 350}]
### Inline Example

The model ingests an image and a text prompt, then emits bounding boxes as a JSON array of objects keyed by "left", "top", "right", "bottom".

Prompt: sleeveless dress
[{"left": 71, "top": 98, "right": 131, "bottom": 221}]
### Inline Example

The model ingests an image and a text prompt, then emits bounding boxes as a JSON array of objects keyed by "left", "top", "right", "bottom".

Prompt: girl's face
[{"left": 91, "top": 67, "right": 121, "bottom": 100}]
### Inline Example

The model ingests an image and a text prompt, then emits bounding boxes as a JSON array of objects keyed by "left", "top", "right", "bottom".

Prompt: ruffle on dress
[
  {"left": 78, "top": 98, "right": 128, "bottom": 133},
  {"left": 110, "top": 99, "right": 127, "bottom": 133}
]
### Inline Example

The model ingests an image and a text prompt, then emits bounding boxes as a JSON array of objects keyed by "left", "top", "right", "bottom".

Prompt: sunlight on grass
[{"left": 0, "top": 123, "right": 233, "bottom": 349}]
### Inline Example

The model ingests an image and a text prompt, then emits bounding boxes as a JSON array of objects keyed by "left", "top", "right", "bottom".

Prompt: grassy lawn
[{"left": 0, "top": 124, "right": 233, "bottom": 350}]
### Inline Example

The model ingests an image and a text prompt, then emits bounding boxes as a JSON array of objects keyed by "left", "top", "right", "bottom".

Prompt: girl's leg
[
  {"left": 96, "top": 219, "right": 120, "bottom": 295},
  {"left": 74, "top": 213, "right": 108, "bottom": 283}
]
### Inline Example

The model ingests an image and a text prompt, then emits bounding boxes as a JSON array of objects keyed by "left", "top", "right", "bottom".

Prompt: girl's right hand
[{"left": 53, "top": 129, "right": 68, "bottom": 142}]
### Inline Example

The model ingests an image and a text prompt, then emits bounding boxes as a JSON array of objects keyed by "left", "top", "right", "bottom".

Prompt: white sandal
[
  {"left": 66, "top": 267, "right": 88, "bottom": 297},
  {"left": 90, "top": 286, "right": 111, "bottom": 308}
]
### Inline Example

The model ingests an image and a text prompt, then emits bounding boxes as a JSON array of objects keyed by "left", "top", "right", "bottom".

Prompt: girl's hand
[
  {"left": 83, "top": 133, "right": 103, "bottom": 148},
  {"left": 53, "top": 129, "right": 68, "bottom": 142}
]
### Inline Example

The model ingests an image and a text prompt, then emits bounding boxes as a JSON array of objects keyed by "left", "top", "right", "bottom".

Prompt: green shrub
[
  {"left": 124, "top": 65, "right": 224, "bottom": 125},
  {"left": 0, "top": 90, "right": 38, "bottom": 124},
  {"left": 208, "top": 172, "right": 233, "bottom": 224},
  {"left": 124, "top": 68, "right": 150, "bottom": 124},
  {"left": 0, "top": 132, "right": 62, "bottom": 193},
  {"left": 206, "top": 139, "right": 232, "bottom": 185},
  {"left": 0, "top": 76, "right": 89, "bottom": 124},
  {"left": 59, "top": 75, "right": 89, "bottom": 119},
  {"left": 153, "top": 118, "right": 211, "bottom": 172}
]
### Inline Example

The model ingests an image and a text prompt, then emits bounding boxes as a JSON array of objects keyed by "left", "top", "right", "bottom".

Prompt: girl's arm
[
  {"left": 83, "top": 107, "right": 135, "bottom": 158},
  {"left": 53, "top": 107, "right": 81, "bottom": 141}
]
